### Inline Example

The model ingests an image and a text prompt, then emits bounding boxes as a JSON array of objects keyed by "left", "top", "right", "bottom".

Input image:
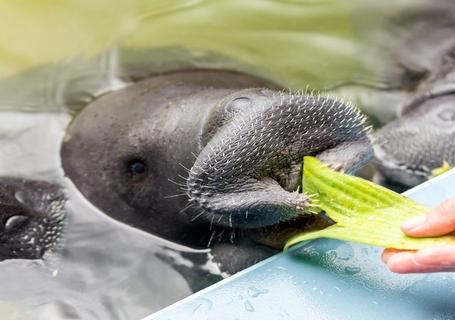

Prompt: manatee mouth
[
  {"left": 250, "top": 211, "right": 334, "bottom": 249},
  {"left": 270, "top": 162, "right": 303, "bottom": 193},
  {"left": 372, "top": 144, "right": 431, "bottom": 187}
]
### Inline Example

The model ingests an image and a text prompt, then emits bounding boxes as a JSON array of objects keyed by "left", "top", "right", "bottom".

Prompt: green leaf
[{"left": 285, "top": 156, "right": 455, "bottom": 250}]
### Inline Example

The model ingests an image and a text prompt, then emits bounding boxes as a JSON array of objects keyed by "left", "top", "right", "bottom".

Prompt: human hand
[{"left": 382, "top": 196, "right": 455, "bottom": 273}]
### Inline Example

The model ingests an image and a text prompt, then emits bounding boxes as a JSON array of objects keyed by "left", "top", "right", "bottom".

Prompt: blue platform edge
[{"left": 146, "top": 169, "right": 455, "bottom": 320}]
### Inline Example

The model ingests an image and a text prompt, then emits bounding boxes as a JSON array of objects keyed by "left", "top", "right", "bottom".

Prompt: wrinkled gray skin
[
  {"left": 0, "top": 179, "right": 65, "bottom": 261},
  {"left": 61, "top": 70, "right": 372, "bottom": 271},
  {"left": 335, "top": 1, "right": 455, "bottom": 189},
  {"left": 374, "top": 91, "right": 455, "bottom": 187},
  {"left": 372, "top": 19, "right": 455, "bottom": 187}
]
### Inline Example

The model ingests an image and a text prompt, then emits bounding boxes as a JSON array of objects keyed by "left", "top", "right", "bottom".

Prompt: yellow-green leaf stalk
[
  {"left": 285, "top": 156, "right": 455, "bottom": 250},
  {"left": 431, "top": 160, "right": 452, "bottom": 177}
]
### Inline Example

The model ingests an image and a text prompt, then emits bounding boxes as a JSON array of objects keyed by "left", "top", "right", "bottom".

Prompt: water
[{"left": 1, "top": 0, "right": 452, "bottom": 319}]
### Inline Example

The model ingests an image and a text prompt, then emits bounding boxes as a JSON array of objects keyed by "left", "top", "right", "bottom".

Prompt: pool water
[{"left": 0, "top": 0, "right": 452, "bottom": 319}]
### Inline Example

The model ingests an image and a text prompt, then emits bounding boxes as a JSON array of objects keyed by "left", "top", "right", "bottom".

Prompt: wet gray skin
[
  {"left": 61, "top": 70, "right": 372, "bottom": 260},
  {"left": 372, "top": 18, "right": 455, "bottom": 188},
  {"left": 330, "top": 1, "right": 455, "bottom": 189},
  {"left": 0, "top": 178, "right": 65, "bottom": 261},
  {"left": 374, "top": 90, "right": 455, "bottom": 188}
]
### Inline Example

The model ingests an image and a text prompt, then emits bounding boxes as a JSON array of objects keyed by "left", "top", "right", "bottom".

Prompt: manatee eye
[{"left": 126, "top": 158, "right": 148, "bottom": 179}]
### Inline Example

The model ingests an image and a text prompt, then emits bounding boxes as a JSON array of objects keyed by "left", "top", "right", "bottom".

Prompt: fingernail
[{"left": 401, "top": 215, "right": 426, "bottom": 231}]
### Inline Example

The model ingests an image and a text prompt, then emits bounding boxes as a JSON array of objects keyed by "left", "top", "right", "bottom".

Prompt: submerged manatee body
[
  {"left": 0, "top": 179, "right": 65, "bottom": 261},
  {"left": 61, "top": 70, "right": 372, "bottom": 263}
]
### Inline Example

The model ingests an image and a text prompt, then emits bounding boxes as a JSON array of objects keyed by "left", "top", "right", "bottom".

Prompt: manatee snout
[
  {"left": 187, "top": 88, "right": 372, "bottom": 229},
  {"left": 61, "top": 71, "right": 372, "bottom": 247},
  {"left": 373, "top": 90, "right": 455, "bottom": 187},
  {"left": 0, "top": 179, "right": 65, "bottom": 261}
]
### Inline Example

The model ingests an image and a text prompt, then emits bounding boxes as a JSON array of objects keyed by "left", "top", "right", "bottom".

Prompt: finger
[
  {"left": 387, "top": 250, "right": 455, "bottom": 273},
  {"left": 414, "top": 245, "right": 455, "bottom": 266},
  {"left": 381, "top": 248, "right": 402, "bottom": 263},
  {"left": 386, "top": 252, "right": 422, "bottom": 273},
  {"left": 401, "top": 197, "right": 455, "bottom": 237}
]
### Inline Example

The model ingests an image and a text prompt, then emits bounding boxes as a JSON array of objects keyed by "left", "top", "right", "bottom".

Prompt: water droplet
[
  {"left": 192, "top": 298, "right": 213, "bottom": 315},
  {"left": 244, "top": 300, "right": 255, "bottom": 312},
  {"left": 344, "top": 266, "right": 361, "bottom": 275},
  {"left": 275, "top": 266, "right": 287, "bottom": 271},
  {"left": 325, "top": 250, "right": 337, "bottom": 262},
  {"left": 335, "top": 243, "right": 354, "bottom": 261},
  {"left": 248, "top": 286, "right": 268, "bottom": 298},
  {"left": 14, "top": 190, "right": 26, "bottom": 204}
]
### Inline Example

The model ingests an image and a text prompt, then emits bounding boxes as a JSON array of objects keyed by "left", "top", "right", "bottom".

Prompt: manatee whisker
[
  {"left": 230, "top": 230, "right": 236, "bottom": 243},
  {"left": 191, "top": 210, "right": 206, "bottom": 222},
  {"left": 164, "top": 193, "right": 188, "bottom": 199},
  {"left": 179, "top": 203, "right": 195, "bottom": 214},
  {"left": 167, "top": 178, "right": 187, "bottom": 188},
  {"left": 177, "top": 174, "right": 189, "bottom": 181},
  {"left": 178, "top": 163, "right": 191, "bottom": 172},
  {"left": 210, "top": 214, "right": 215, "bottom": 230},
  {"left": 207, "top": 229, "right": 217, "bottom": 247}
]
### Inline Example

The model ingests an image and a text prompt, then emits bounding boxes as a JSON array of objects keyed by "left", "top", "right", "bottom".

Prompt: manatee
[
  {"left": 373, "top": 85, "right": 455, "bottom": 187},
  {"left": 330, "top": 1, "right": 455, "bottom": 188},
  {"left": 0, "top": 178, "right": 65, "bottom": 261},
  {"left": 370, "top": 6, "right": 455, "bottom": 188},
  {"left": 60, "top": 70, "right": 372, "bottom": 256}
]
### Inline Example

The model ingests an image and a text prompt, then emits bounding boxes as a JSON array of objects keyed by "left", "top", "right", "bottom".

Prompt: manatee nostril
[
  {"left": 438, "top": 109, "right": 455, "bottom": 121},
  {"left": 4, "top": 215, "right": 30, "bottom": 233},
  {"left": 225, "top": 97, "right": 251, "bottom": 113}
]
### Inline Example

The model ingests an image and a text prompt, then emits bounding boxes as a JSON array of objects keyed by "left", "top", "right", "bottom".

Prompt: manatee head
[
  {"left": 372, "top": 41, "right": 455, "bottom": 188},
  {"left": 61, "top": 71, "right": 372, "bottom": 248},
  {"left": 373, "top": 91, "right": 455, "bottom": 187},
  {"left": 0, "top": 179, "right": 66, "bottom": 261}
]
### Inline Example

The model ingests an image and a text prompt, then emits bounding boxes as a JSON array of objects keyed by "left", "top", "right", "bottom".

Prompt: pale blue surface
[{"left": 147, "top": 170, "right": 455, "bottom": 320}]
